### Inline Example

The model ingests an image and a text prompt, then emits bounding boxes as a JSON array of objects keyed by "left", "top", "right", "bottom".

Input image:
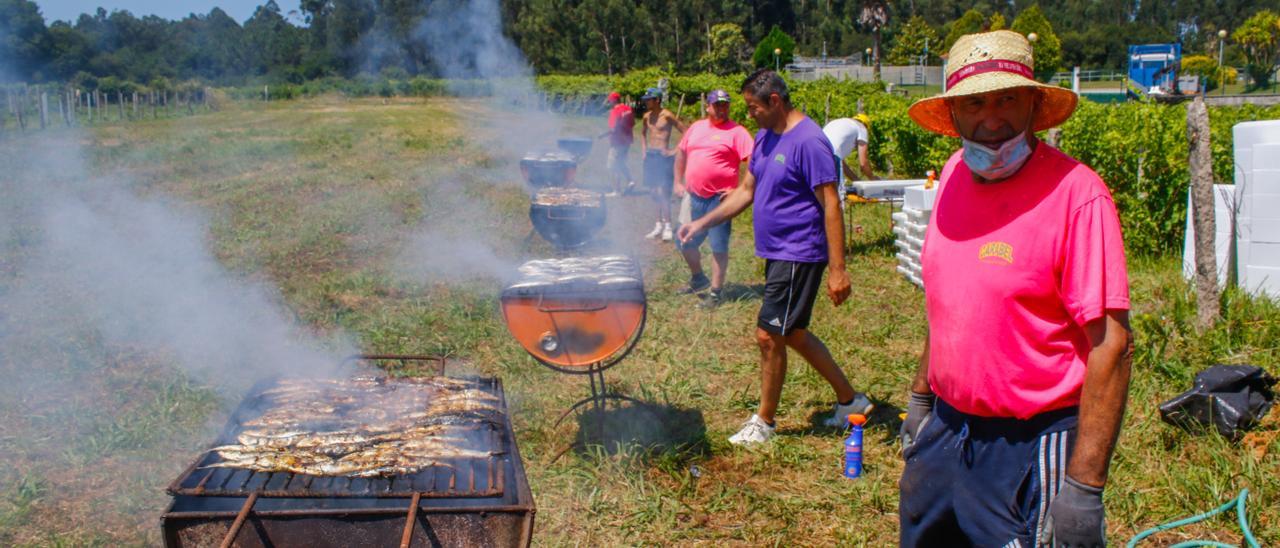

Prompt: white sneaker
[
  {"left": 661, "top": 223, "right": 673, "bottom": 241},
  {"left": 644, "top": 222, "right": 663, "bottom": 239},
  {"left": 824, "top": 393, "right": 874, "bottom": 428},
  {"left": 728, "top": 414, "right": 776, "bottom": 446}
]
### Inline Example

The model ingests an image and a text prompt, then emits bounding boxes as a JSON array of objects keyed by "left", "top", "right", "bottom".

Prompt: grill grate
[{"left": 167, "top": 373, "right": 510, "bottom": 500}]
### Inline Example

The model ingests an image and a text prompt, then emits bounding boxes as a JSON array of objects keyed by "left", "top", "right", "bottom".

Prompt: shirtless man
[{"left": 640, "top": 87, "right": 688, "bottom": 241}]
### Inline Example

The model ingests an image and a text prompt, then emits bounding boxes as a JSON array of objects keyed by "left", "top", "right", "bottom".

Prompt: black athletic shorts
[{"left": 757, "top": 259, "right": 827, "bottom": 335}]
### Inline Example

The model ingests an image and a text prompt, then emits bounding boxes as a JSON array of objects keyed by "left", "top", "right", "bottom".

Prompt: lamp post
[
  {"left": 774, "top": 48, "right": 781, "bottom": 72},
  {"left": 865, "top": 47, "right": 872, "bottom": 66},
  {"left": 1218, "top": 29, "right": 1228, "bottom": 95}
]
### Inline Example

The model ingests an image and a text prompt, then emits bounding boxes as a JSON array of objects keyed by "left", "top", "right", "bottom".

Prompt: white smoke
[
  {"left": 0, "top": 134, "right": 355, "bottom": 395},
  {"left": 419, "top": 0, "right": 591, "bottom": 159}
]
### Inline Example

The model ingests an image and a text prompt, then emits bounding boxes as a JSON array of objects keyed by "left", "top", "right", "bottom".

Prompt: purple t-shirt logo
[{"left": 750, "top": 117, "right": 838, "bottom": 263}]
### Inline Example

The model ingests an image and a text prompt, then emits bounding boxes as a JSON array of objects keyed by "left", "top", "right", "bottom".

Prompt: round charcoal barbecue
[
  {"left": 500, "top": 255, "right": 649, "bottom": 450},
  {"left": 519, "top": 151, "right": 577, "bottom": 189},
  {"left": 528, "top": 187, "right": 606, "bottom": 249}
]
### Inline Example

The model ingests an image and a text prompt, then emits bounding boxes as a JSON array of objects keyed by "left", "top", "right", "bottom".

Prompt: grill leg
[
  {"left": 589, "top": 364, "right": 607, "bottom": 444},
  {"left": 400, "top": 492, "right": 422, "bottom": 548},
  {"left": 219, "top": 492, "right": 258, "bottom": 548}
]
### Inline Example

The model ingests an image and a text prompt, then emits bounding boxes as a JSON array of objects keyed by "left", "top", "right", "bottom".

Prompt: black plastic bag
[{"left": 1159, "top": 364, "right": 1276, "bottom": 440}]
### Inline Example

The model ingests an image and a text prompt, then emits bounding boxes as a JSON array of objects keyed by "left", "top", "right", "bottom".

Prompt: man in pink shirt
[
  {"left": 897, "top": 31, "right": 1133, "bottom": 548},
  {"left": 672, "top": 89, "right": 753, "bottom": 307}
]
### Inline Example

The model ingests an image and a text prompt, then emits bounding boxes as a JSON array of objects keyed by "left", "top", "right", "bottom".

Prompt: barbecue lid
[
  {"left": 501, "top": 255, "right": 644, "bottom": 300},
  {"left": 531, "top": 187, "right": 603, "bottom": 208}
]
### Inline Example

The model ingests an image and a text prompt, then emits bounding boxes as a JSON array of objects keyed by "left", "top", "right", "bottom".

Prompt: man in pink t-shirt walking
[
  {"left": 672, "top": 89, "right": 753, "bottom": 307},
  {"left": 897, "top": 31, "right": 1133, "bottom": 548}
]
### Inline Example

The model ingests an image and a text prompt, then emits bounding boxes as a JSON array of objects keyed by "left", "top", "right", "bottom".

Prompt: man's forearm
[
  {"left": 1067, "top": 311, "right": 1133, "bottom": 487},
  {"left": 673, "top": 151, "right": 687, "bottom": 188},
  {"left": 698, "top": 184, "right": 753, "bottom": 228},
  {"left": 858, "top": 145, "right": 875, "bottom": 180},
  {"left": 820, "top": 185, "right": 846, "bottom": 271},
  {"left": 842, "top": 160, "right": 858, "bottom": 183},
  {"left": 912, "top": 337, "right": 932, "bottom": 394}
]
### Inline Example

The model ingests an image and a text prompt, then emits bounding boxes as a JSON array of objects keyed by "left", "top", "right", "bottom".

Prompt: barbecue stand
[
  {"left": 161, "top": 355, "right": 534, "bottom": 548},
  {"left": 499, "top": 257, "right": 654, "bottom": 454}
]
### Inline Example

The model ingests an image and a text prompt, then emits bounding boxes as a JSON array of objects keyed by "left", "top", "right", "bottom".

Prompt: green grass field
[{"left": 0, "top": 96, "right": 1276, "bottom": 546}]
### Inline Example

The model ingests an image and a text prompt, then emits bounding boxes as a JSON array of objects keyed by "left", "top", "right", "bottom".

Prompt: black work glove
[
  {"left": 899, "top": 391, "right": 935, "bottom": 455},
  {"left": 1040, "top": 475, "right": 1106, "bottom": 547}
]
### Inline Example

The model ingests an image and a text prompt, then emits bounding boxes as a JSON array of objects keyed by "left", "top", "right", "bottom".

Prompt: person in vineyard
[
  {"left": 896, "top": 31, "right": 1133, "bottom": 548},
  {"left": 677, "top": 70, "right": 873, "bottom": 446},
  {"left": 671, "top": 89, "right": 753, "bottom": 307},
  {"left": 598, "top": 91, "right": 636, "bottom": 197},
  {"left": 821, "top": 112, "right": 876, "bottom": 199},
  {"left": 640, "top": 87, "right": 688, "bottom": 241}
]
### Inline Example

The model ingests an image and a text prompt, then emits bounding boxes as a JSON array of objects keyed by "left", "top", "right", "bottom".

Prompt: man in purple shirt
[{"left": 677, "top": 70, "right": 872, "bottom": 445}]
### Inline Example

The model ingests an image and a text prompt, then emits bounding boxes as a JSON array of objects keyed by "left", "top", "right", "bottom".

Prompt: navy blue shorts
[
  {"left": 677, "top": 193, "right": 732, "bottom": 254},
  {"left": 899, "top": 399, "right": 1078, "bottom": 548},
  {"left": 643, "top": 150, "right": 674, "bottom": 191}
]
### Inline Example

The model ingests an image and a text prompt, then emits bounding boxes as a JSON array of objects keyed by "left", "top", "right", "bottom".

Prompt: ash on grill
[{"left": 162, "top": 357, "right": 533, "bottom": 548}]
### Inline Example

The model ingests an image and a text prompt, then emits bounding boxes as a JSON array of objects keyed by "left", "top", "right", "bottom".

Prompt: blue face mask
[{"left": 961, "top": 131, "right": 1032, "bottom": 181}]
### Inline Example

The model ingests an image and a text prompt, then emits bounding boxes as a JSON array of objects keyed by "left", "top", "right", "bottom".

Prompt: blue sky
[{"left": 37, "top": 1, "right": 305, "bottom": 25}]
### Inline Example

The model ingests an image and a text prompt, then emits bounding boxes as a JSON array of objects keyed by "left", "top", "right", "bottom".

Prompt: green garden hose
[{"left": 1126, "top": 488, "right": 1259, "bottom": 548}]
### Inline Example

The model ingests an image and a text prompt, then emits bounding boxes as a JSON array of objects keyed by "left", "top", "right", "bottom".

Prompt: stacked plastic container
[
  {"left": 891, "top": 184, "right": 938, "bottom": 289},
  {"left": 1181, "top": 184, "right": 1234, "bottom": 287},
  {"left": 1234, "top": 121, "right": 1280, "bottom": 300}
]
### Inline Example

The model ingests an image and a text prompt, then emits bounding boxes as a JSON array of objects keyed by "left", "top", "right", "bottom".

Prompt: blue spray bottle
[{"left": 844, "top": 414, "right": 867, "bottom": 479}]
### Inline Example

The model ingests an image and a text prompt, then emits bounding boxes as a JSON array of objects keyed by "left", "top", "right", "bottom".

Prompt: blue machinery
[{"left": 1128, "top": 43, "right": 1182, "bottom": 98}]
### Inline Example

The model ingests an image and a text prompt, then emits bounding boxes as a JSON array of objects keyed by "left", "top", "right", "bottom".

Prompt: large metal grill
[{"left": 161, "top": 356, "right": 534, "bottom": 548}]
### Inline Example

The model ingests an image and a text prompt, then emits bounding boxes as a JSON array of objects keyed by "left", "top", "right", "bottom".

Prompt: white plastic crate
[
  {"left": 851, "top": 179, "right": 926, "bottom": 200},
  {"left": 1238, "top": 136, "right": 1280, "bottom": 299},
  {"left": 1247, "top": 242, "right": 1280, "bottom": 268},
  {"left": 904, "top": 185, "right": 938, "bottom": 211},
  {"left": 1181, "top": 184, "right": 1234, "bottom": 287},
  {"left": 1239, "top": 137, "right": 1280, "bottom": 299}
]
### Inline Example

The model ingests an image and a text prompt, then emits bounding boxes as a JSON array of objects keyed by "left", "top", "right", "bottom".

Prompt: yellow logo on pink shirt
[{"left": 978, "top": 241, "right": 1014, "bottom": 265}]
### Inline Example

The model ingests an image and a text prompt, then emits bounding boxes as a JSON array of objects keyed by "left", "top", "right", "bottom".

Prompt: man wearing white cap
[{"left": 897, "top": 31, "right": 1133, "bottom": 548}]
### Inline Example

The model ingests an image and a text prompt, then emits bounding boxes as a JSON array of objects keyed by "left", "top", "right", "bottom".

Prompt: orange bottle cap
[{"left": 847, "top": 414, "right": 868, "bottom": 426}]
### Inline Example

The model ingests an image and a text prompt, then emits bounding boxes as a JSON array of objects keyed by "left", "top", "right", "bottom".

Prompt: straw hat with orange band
[{"left": 907, "top": 30, "right": 1078, "bottom": 137}]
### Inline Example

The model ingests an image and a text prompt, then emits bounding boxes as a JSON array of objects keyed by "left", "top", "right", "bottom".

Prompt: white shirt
[{"left": 822, "top": 118, "right": 868, "bottom": 159}]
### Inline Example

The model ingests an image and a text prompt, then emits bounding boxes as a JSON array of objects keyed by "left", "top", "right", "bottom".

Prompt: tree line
[{"left": 2, "top": 0, "right": 1279, "bottom": 87}]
